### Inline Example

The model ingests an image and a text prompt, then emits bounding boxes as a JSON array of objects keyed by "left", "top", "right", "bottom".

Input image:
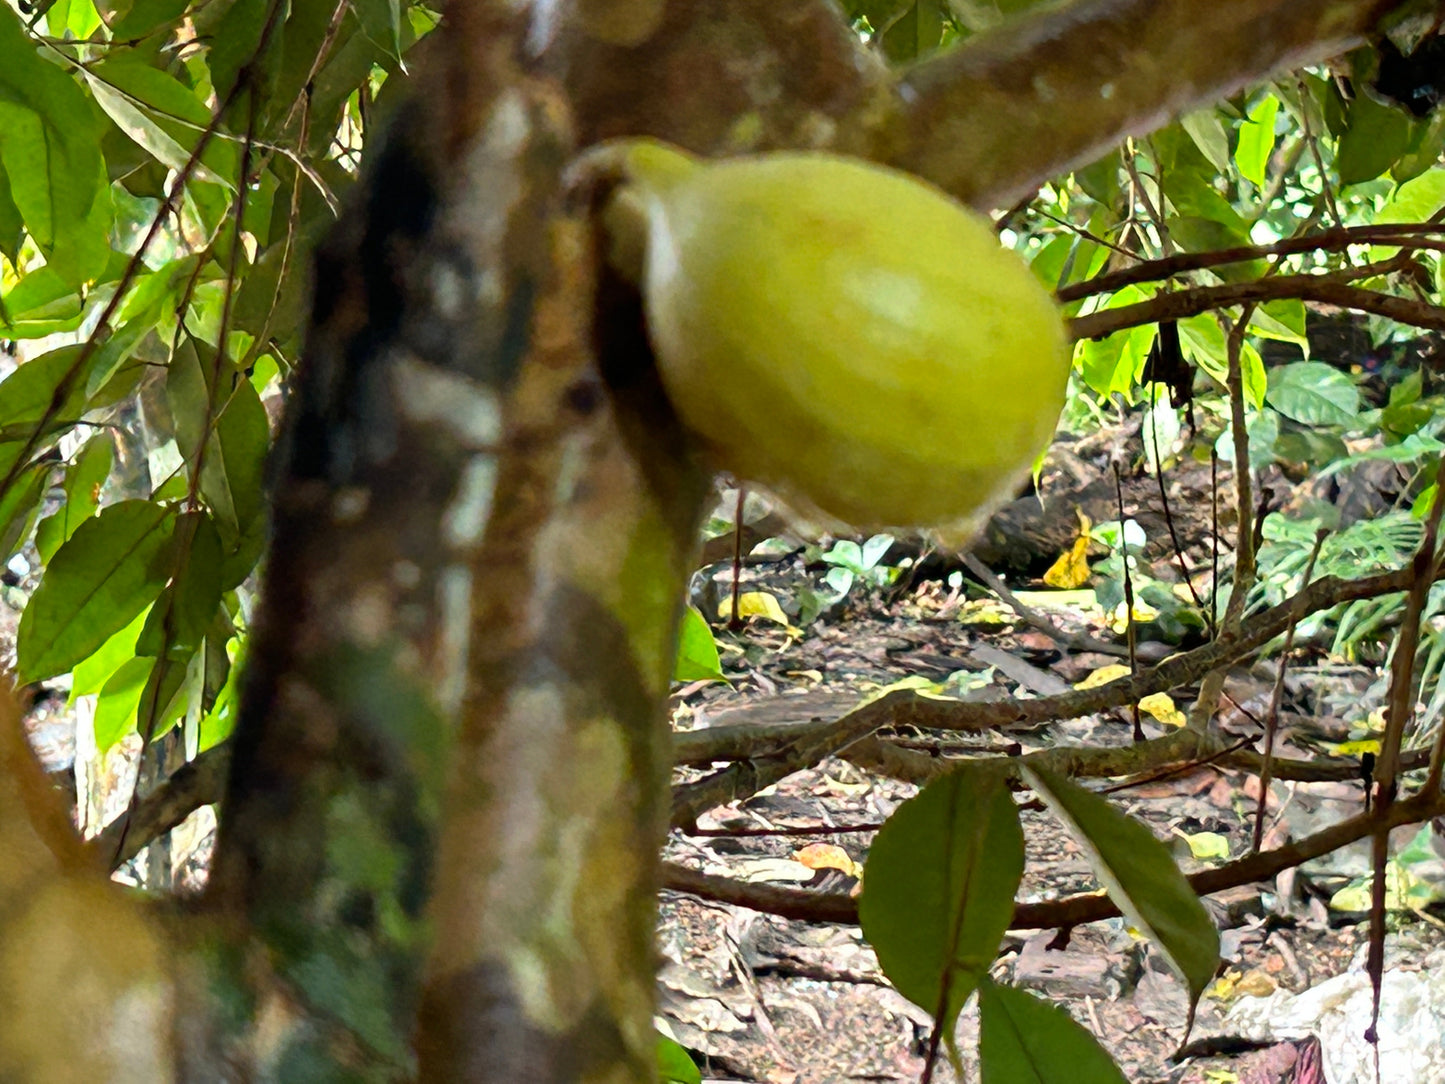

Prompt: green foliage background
[
  {"left": 0, "top": 0, "right": 438, "bottom": 757},
  {"left": 4, "top": 1, "right": 1445, "bottom": 1077}
]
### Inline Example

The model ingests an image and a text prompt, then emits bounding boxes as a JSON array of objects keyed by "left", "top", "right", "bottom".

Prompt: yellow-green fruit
[{"left": 612, "top": 140, "right": 1070, "bottom": 533}]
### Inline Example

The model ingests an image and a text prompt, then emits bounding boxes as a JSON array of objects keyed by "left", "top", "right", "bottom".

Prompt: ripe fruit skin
[{"left": 613, "top": 140, "right": 1070, "bottom": 533}]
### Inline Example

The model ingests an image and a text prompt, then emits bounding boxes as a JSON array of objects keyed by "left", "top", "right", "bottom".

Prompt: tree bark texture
[{"left": 2, "top": 0, "right": 1437, "bottom": 1081}]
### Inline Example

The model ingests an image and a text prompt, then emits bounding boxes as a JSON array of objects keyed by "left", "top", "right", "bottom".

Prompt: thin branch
[
  {"left": 672, "top": 564, "right": 1438, "bottom": 773},
  {"left": 1069, "top": 275, "right": 1445, "bottom": 341},
  {"left": 660, "top": 788, "right": 1445, "bottom": 929},
  {"left": 962, "top": 552, "right": 1128, "bottom": 657},
  {"left": 0, "top": 0, "right": 288, "bottom": 506},
  {"left": 1225, "top": 307, "right": 1258, "bottom": 628},
  {"left": 1114, "top": 463, "right": 1143, "bottom": 741},
  {"left": 1377, "top": 455, "right": 1445, "bottom": 788},
  {"left": 1056, "top": 223, "right": 1445, "bottom": 303},
  {"left": 1253, "top": 528, "right": 1326, "bottom": 853},
  {"left": 882, "top": 0, "right": 1412, "bottom": 209},
  {"left": 92, "top": 745, "right": 232, "bottom": 868},
  {"left": 1367, "top": 455, "right": 1445, "bottom": 1044}
]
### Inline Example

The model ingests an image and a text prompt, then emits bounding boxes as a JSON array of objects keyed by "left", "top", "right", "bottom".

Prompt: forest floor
[
  {"left": 12, "top": 425, "right": 1445, "bottom": 1083},
  {"left": 655, "top": 437, "right": 1445, "bottom": 1084}
]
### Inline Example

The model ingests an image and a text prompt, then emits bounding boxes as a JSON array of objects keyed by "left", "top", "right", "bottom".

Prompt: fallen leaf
[
  {"left": 795, "top": 842, "right": 863, "bottom": 880},
  {"left": 1075, "top": 663, "right": 1131, "bottom": 690},
  {"left": 1140, "top": 692, "right": 1187, "bottom": 727}
]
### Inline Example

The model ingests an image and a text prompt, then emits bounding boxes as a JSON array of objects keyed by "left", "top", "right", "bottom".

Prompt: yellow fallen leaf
[
  {"left": 1175, "top": 828, "right": 1229, "bottom": 860},
  {"left": 1206, "top": 970, "right": 1241, "bottom": 1001},
  {"left": 723, "top": 591, "right": 790, "bottom": 625},
  {"left": 955, "top": 598, "right": 1014, "bottom": 626},
  {"left": 1330, "top": 739, "right": 1381, "bottom": 757},
  {"left": 794, "top": 843, "right": 863, "bottom": 880},
  {"left": 1107, "top": 598, "right": 1159, "bottom": 633},
  {"left": 1012, "top": 589, "right": 1099, "bottom": 611},
  {"left": 1139, "top": 692, "right": 1186, "bottom": 727},
  {"left": 1043, "top": 536, "right": 1091, "bottom": 589},
  {"left": 1075, "top": 663, "right": 1131, "bottom": 690},
  {"left": 1234, "top": 969, "right": 1277, "bottom": 998}
]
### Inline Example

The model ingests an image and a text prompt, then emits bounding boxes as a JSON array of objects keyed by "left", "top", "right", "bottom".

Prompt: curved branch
[
  {"left": 662, "top": 788, "right": 1445, "bottom": 929},
  {"left": 1056, "top": 224, "right": 1445, "bottom": 304},
  {"left": 91, "top": 745, "right": 231, "bottom": 869},
  {"left": 1069, "top": 275, "right": 1445, "bottom": 341},
  {"left": 878, "top": 0, "right": 1419, "bottom": 208}
]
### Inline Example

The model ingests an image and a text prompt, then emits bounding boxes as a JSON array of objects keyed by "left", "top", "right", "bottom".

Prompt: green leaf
[
  {"left": 1021, "top": 766, "right": 1218, "bottom": 1008},
  {"left": 1336, "top": 92, "right": 1414, "bottom": 185},
  {"left": 88, "top": 59, "right": 236, "bottom": 189},
  {"left": 977, "top": 980, "right": 1128, "bottom": 1084},
  {"left": 1234, "top": 92, "right": 1279, "bottom": 187},
  {"left": 206, "top": 0, "right": 277, "bottom": 104},
  {"left": 1074, "top": 153, "right": 1121, "bottom": 207},
  {"left": 134, "top": 646, "right": 195, "bottom": 742},
  {"left": 84, "top": 73, "right": 224, "bottom": 185},
  {"left": 657, "top": 1035, "right": 701, "bottom": 1084},
  {"left": 137, "top": 511, "right": 224, "bottom": 659},
  {"left": 1370, "top": 167, "right": 1445, "bottom": 261},
  {"left": 93, "top": 655, "right": 153, "bottom": 752},
  {"left": 0, "top": 265, "right": 84, "bottom": 339},
  {"left": 1392, "top": 109, "right": 1445, "bottom": 183},
  {"left": 71, "top": 606, "right": 149, "bottom": 699},
  {"left": 0, "top": 6, "right": 111, "bottom": 286},
  {"left": 1179, "top": 110, "right": 1230, "bottom": 174},
  {"left": 353, "top": 0, "right": 402, "bottom": 61},
  {"left": 0, "top": 160, "right": 22, "bottom": 263},
  {"left": 109, "top": 0, "right": 189, "bottom": 38},
  {"left": 1266, "top": 362, "right": 1361, "bottom": 426},
  {"left": 0, "top": 460, "right": 49, "bottom": 563},
  {"left": 674, "top": 605, "right": 725, "bottom": 682},
  {"left": 204, "top": 377, "right": 270, "bottom": 535},
  {"left": 1077, "top": 286, "right": 1154, "bottom": 398},
  {"left": 198, "top": 634, "right": 242, "bottom": 751},
  {"left": 169, "top": 337, "right": 270, "bottom": 535},
  {"left": 0, "top": 344, "right": 97, "bottom": 440},
  {"left": 860, "top": 767, "right": 1023, "bottom": 1032},
  {"left": 17, "top": 500, "right": 176, "bottom": 682},
  {"left": 1249, "top": 300, "right": 1308, "bottom": 352},
  {"left": 878, "top": 0, "right": 946, "bottom": 63}
]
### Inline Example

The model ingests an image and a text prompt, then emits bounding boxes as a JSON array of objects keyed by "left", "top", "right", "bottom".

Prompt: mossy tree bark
[{"left": 0, "top": 0, "right": 1431, "bottom": 1080}]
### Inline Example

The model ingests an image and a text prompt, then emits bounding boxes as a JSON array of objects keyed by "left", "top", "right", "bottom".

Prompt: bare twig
[
  {"left": 1114, "top": 464, "right": 1143, "bottom": 741},
  {"left": 1069, "top": 276, "right": 1445, "bottom": 342},
  {"left": 1225, "top": 307, "right": 1258, "bottom": 628},
  {"left": 661, "top": 789, "right": 1445, "bottom": 930},
  {"left": 961, "top": 553, "right": 1127, "bottom": 657},
  {"left": 1056, "top": 223, "right": 1445, "bottom": 303},
  {"left": 1253, "top": 528, "right": 1327, "bottom": 853},
  {"left": 1148, "top": 384, "right": 1207, "bottom": 616},
  {"left": 1367, "top": 456, "right": 1445, "bottom": 1044}
]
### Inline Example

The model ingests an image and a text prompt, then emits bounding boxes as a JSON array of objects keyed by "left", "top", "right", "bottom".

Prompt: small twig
[
  {"left": 1211, "top": 449, "right": 1221, "bottom": 638},
  {"left": 1367, "top": 456, "right": 1445, "bottom": 1046},
  {"left": 1114, "top": 464, "right": 1143, "bottom": 742},
  {"left": 660, "top": 789, "right": 1445, "bottom": 930},
  {"left": 1069, "top": 276, "right": 1445, "bottom": 342},
  {"left": 1297, "top": 76, "right": 1343, "bottom": 229},
  {"left": 1376, "top": 455, "right": 1445, "bottom": 788},
  {"left": 1146, "top": 382, "right": 1207, "bottom": 617},
  {"left": 961, "top": 553, "right": 1127, "bottom": 658},
  {"left": 683, "top": 821, "right": 883, "bottom": 839},
  {"left": 1252, "top": 529, "right": 1327, "bottom": 853},
  {"left": 1224, "top": 307, "right": 1258, "bottom": 630},
  {"left": 1055, "top": 223, "right": 1445, "bottom": 303},
  {"left": 729, "top": 486, "right": 745, "bottom": 630}
]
